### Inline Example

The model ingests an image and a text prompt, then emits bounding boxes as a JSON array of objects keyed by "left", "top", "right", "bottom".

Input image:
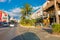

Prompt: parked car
[
  {"left": 3, "top": 22, "right": 9, "bottom": 27},
  {"left": 0, "top": 22, "right": 3, "bottom": 27}
]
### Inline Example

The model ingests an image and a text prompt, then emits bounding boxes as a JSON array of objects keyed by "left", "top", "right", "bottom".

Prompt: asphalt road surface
[{"left": 0, "top": 25, "right": 60, "bottom": 40}]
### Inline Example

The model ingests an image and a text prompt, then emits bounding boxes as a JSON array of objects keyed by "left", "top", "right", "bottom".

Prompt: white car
[
  {"left": 10, "top": 24, "right": 14, "bottom": 27},
  {"left": 9, "top": 23, "right": 15, "bottom": 27}
]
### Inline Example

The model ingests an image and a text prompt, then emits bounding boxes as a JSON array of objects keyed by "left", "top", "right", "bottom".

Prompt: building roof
[
  {"left": 57, "top": 0, "right": 60, "bottom": 3},
  {"left": 43, "top": 0, "right": 60, "bottom": 10},
  {"left": 30, "top": 8, "right": 43, "bottom": 19}
]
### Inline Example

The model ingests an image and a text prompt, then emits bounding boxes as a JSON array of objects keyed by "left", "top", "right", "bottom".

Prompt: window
[{"left": 3, "top": 16, "right": 7, "bottom": 19}]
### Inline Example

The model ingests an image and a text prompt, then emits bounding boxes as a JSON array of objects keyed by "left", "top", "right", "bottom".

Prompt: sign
[{"left": 0, "top": 11, "right": 2, "bottom": 21}]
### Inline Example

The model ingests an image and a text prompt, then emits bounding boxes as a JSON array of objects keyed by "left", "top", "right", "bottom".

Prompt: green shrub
[
  {"left": 52, "top": 23, "right": 60, "bottom": 33},
  {"left": 20, "top": 19, "right": 36, "bottom": 26}
]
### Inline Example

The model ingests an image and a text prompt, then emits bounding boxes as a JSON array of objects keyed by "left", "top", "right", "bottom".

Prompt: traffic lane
[
  {"left": 0, "top": 27, "right": 17, "bottom": 40},
  {"left": 0, "top": 27, "right": 9, "bottom": 31},
  {"left": 11, "top": 26, "right": 41, "bottom": 40},
  {"left": 0, "top": 27, "right": 10, "bottom": 34},
  {"left": 0, "top": 27, "right": 11, "bottom": 40}
]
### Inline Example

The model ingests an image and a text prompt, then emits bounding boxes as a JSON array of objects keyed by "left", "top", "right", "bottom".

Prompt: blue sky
[{"left": 0, "top": 0, "right": 46, "bottom": 20}]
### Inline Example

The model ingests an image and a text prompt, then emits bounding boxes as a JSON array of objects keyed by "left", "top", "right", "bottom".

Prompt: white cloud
[
  {"left": 0, "top": 0, "right": 6, "bottom": 2},
  {"left": 3, "top": 6, "right": 41, "bottom": 19},
  {"left": 4, "top": 11, "right": 15, "bottom": 17},
  {"left": 0, "top": 0, "right": 11, "bottom": 2},
  {"left": 11, "top": 8, "right": 21, "bottom": 13},
  {"left": 33, "top": 6, "right": 41, "bottom": 10},
  {"left": 4, "top": 8, "right": 21, "bottom": 17}
]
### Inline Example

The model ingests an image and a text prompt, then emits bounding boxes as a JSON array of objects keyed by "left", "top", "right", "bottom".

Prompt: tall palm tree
[
  {"left": 21, "top": 3, "right": 32, "bottom": 19},
  {"left": 24, "top": 4, "right": 32, "bottom": 15},
  {"left": 21, "top": 8, "right": 26, "bottom": 20}
]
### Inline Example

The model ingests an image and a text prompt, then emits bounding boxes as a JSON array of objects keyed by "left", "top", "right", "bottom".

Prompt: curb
[
  {"left": 20, "top": 24, "right": 42, "bottom": 29},
  {"left": 20, "top": 25, "right": 35, "bottom": 28},
  {"left": 20, "top": 24, "right": 36, "bottom": 28}
]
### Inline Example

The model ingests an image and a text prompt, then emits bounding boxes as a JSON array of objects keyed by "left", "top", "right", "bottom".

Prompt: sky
[{"left": 0, "top": 0, "right": 46, "bottom": 20}]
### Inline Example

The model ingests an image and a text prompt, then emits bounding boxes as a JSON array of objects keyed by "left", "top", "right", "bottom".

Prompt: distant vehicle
[
  {"left": 3, "top": 22, "right": 9, "bottom": 27},
  {"left": 0, "top": 22, "right": 3, "bottom": 27},
  {"left": 10, "top": 23, "right": 15, "bottom": 27},
  {"left": 9, "top": 22, "right": 15, "bottom": 27},
  {"left": 9, "top": 20, "right": 17, "bottom": 27}
]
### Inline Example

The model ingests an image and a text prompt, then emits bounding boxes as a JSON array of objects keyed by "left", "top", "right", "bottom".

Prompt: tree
[
  {"left": 21, "top": 3, "right": 32, "bottom": 19},
  {"left": 20, "top": 3, "right": 35, "bottom": 26}
]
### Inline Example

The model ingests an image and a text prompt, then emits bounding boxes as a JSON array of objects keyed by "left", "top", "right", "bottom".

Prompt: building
[
  {"left": 43, "top": 0, "right": 60, "bottom": 23},
  {"left": 30, "top": 7, "right": 43, "bottom": 19},
  {"left": 0, "top": 10, "right": 10, "bottom": 22}
]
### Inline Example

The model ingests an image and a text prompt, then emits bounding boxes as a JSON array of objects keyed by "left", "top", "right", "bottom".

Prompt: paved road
[
  {"left": 0, "top": 25, "right": 60, "bottom": 40},
  {"left": 0, "top": 27, "right": 17, "bottom": 40}
]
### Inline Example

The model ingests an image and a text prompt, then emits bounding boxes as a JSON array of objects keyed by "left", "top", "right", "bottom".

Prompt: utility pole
[{"left": 54, "top": 0, "right": 59, "bottom": 24}]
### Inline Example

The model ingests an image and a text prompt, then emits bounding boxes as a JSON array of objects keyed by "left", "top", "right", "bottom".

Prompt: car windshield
[{"left": 3, "top": 22, "right": 8, "bottom": 24}]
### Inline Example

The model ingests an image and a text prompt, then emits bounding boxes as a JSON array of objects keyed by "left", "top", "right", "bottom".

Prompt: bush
[
  {"left": 20, "top": 19, "right": 36, "bottom": 26},
  {"left": 52, "top": 23, "right": 60, "bottom": 34}
]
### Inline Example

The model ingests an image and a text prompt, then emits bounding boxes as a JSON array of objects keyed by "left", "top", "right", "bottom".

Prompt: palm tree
[
  {"left": 21, "top": 3, "right": 32, "bottom": 19},
  {"left": 21, "top": 8, "right": 26, "bottom": 20},
  {"left": 25, "top": 4, "right": 32, "bottom": 15}
]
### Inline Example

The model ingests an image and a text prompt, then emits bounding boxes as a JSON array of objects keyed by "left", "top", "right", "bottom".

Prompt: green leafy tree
[
  {"left": 21, "top": 3, "right": 32, "bottom": 19},
  {"left": 20, "top": 3, "right": 37, "bottom": 26}
]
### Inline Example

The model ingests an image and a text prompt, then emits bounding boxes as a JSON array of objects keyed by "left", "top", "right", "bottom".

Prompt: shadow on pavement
[
  {"left": 12, "top": 32, "right": 40, "bottom": 40},
  {"left": 42, "top": 28, "right": 52, "bottom": 34}
]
